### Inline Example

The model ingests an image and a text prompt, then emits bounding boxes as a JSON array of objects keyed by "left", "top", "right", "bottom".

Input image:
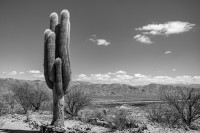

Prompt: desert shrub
[
  {"left": 64, "top": 88, "right": 91, "bottom": 119},
  {"left": 11, "top": 82, "right": 31, "bottom": 113},
  {"left": 147, "top": 104, "right": 181, "bottom": 128},
  {"left": 28, "top": 84, "right": 50, "bottom": 111},
  {"left": 40, "top": 100, "right": 53, "bottom": 112},
  {"left": 1, "top": 92, "right": 16, "bottom": 113},
  {"left": 148, "top": 87, "right": 200, "bottom": 129},
  {"left": 11, "top": 82, "right": 50, "bottom": 113},
  {"left": 0, "top": 102, "right": 10, "bottom": 116},
  {"left": 92, "top": 109, "right": 106, "bottom": 120},
  {"left": 78, "top": 108, "right": 107, "bottom": 125},
  {"left": 108, "top": 109, "right": 138, "bottom": 131},
  {"left": 163, "top": 87, "right": 200, "bottom": 128}
]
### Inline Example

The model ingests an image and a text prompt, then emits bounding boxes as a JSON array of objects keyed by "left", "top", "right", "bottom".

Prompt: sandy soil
[
  {"left": 0, "top": 112, "right": 109, "bottom": 133},
  {"left": 0, "top": 107, "right": 200, "bottom": 133}
]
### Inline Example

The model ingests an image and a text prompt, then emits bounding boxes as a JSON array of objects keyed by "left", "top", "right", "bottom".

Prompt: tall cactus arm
[
  {"left": 50, "top": 12, "right": 58, "bottom": 32},
  {"left": 55, "top": 58, "right": 63, "bottom": 97},
  {"left": 47, "top": 32, "right": 56, "bottom": 82},
  {"left": 51, "top": 58, "right": 65, "bottom": 127},
  {"left": 59, "top": 10, "right": 71, "bottom": 92},
  {"left": 44, "top": 29, "right": 53, "bottom": 89}
]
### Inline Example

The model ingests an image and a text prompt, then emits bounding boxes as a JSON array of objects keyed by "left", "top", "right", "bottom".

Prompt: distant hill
[{"left": 0, "top": 78, "right": 200, "bottom": 102}]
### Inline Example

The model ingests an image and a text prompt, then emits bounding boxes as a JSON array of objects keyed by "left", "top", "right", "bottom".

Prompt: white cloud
[
  {"left": 136, "top": 21, "right": 195, "bottom": 36},
  {"left": 194, "top": 76, "right": 200, "bottom": 80},
  {"left": 33, "top": 74, "right": 44, "bottom": 78},
  {"left": 91, "top": 74, "right": 111, "bottom": 81},
  {"left": 19, "top": 72, "right": 24, "bottom": 74},
  {"left": 2, "top": 72, "right": 5, "bottom": 74},
  {"left": 78, "top": 74, "right": 87, "bottom": 78},
  {"left": 77, "top": 74, "right": 91, "bottom": 81},
  {"left": 27, "top": 70, "right": 45, "bottom": 79},
  {"left": 134, "top": 34, "right": 152, "bottom": 44},
  {"left": 172, "top": 69, "right": 176, "bottom": 71},
  {"left": 96, "top": 39, "right": 110, "bottom": 46},
  {"left": 8, "top": 71, "right": 17, "bottom": 75},
  {"left": 115, "top": 74, "right": 133, "bottom": 80},
  {"left": 134, "top": 73, "right": 147, "bottom": 78},
  {"left": 89, "top": 35, "right": 110, "bottom": 46},
  {"left": 76, "top": 71, "right": 200, "bottom": 85},
  {"left": 28, "top": 70, "right": 41, "bottom": 74},
  {"left": 108, "top": 70, "right": 127, "bottom": 75},
  {"left": 164, "top": 51, "right": 172, "bottom": 54},
  {"left": 116, "top": 70, "right": 127, "bottom": 74},
  {"left": 89, "top": 38, "right": 96, "bottom": 42},
  {"left": 134, "top": 21, "right": 195, "bottom": 44}
]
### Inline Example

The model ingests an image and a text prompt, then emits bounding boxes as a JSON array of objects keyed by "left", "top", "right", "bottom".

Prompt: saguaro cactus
[{"left": 44, "top": 10, "right": 71, "bottom": 127}]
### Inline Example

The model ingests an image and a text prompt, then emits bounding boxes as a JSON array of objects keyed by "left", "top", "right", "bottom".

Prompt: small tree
[
  {"left": 11, "top": 82, "right": 32, "bottom": 113},
  {"left": 2, "top": 92, "right": 15, "bottom": 113},
  {"left": 161, "top": 87, "right": 200, "bottom": 128},
  {"left": 64, "top": 88, "right": 91, "bottom": 119},
  {"left": 11, "top": 82, "right": 50, "bottom": 113},
  {"left": 147, "top": 104, "right": 180, "bottom": 128},
  {"left": 29, "top": 83, "right": 50, "bottom": 111}
]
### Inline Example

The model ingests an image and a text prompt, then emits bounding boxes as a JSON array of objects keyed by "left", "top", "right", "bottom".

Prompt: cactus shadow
[{"left": 0, "top": 129, "right": 40, "bottom": 133}]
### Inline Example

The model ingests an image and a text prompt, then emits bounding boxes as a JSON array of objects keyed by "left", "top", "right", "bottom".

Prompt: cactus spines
[
  {"left": 59, "top": 10, "right": 71, "bottom": 93},
  {"left": 43, "top": 10, "right": 71, "bottom": 127},
  {"left": 50, "top": 12, "right": 58, "bottom": 31},
  {"left": 44, "top": 29, "right": 53, "bottom": 89}
]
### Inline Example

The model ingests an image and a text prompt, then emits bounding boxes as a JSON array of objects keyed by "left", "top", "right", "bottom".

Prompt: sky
[{"left": 0, "top": 0, "right": 200, "bottom": 85}]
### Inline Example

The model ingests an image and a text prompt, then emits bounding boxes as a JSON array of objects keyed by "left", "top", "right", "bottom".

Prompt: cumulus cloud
[
  {"left": 136, "top": 21, "right": 195, "bottom": 35},
  {"left": 19, "top": 72, "right": 24, "bottom": 74},
  {"left": 27, "top": 70, "right": 44, "bottom": 79},
  {"left": 89, "top": 38, "right": 96, "bottom": 42},
  {"left": 8, "top": 71, "right": 17, "bottom": 75},
  {"left": 91, "top": 74, "right": 111, "bottom": 80},
  {"left": 133, "top": 34, "right": 152, "bottom": 44},
  {"left": 172, "top": 69, "right": 176, "bottom": 71},
  {"left": 28, "top": 70, "right": 41, "bottom": 74},
  {"left": 76, "top": 71, "right": 200, "bottom": 85},
  {"left": 108, "top": 70, "right": 127, "bottom": 75},
  {"left": 77, "top": 74, "right": 91, "bottom": 81},
  {"left": 77, "top": 70, "right": 128, "bottom": 82},
  {"left": 134, "top": 21, "right": 195, "bottom": 44},
  {"left": 164, "top": 51, "right": 172, "bottom": 54},
  {"left": 89, "top": 35, "right": 110, "bottom": 46},
  {"left": 115, "top": 74, "right": 133, "bottom": 80},
  {"left": 33, "top": 74, "right": 44, "bottom": 78},
  {"left": 134, "top": 73, "right": 147, "bottom": 78},
  {"left": 96, "top": 39, "right": 110, "bottom": 46}
]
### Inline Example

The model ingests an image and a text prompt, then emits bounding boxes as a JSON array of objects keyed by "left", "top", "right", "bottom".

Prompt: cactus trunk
[{"left": 43, "top": 10, "right": 71, "bottom": 128}]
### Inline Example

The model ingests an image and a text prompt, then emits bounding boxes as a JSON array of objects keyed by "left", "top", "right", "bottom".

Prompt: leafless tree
[
  {"left": 11, "top": 82, "right": 50, "bottom": 113},
  {"left": 161, "top": 87, "right": 200, "bottom": 128},
  {"left": 2, "top": 92, "right": 15, "bottom": 113},
  {"left": 64, "top": 88, "right": 91, "bottom": 119},
  {"left": 29, "top": 83, "right": 50, "bottom": 111}
]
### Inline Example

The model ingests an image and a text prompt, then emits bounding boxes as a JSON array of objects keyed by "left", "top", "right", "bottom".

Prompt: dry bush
[
  {"left": 148, "top": 87, "right": 200, "bottom": 129},
  {"left": 40, "top": 100, "right": 53, "bottom": 112},
  {"left": 29, "top": 84, "right": 50, "bottom": 111},
  {"left": 108, "top": 109, "right": 138, "bottom": 131},
  {"left": 92, "top": 109, "right": 106, "bottom": 121},
  {"left": 147, "top": 104, "right": 180, "bottom": 128},
  {"left": 2, "top": 92, "right": 15, "bottom": 113},
  {"left": 64, "top": 88, "right": 91, "bottom": 119},
  {"left": 11, "top": 82, "right": 50, "bottom": 113},
  {"left": 0, "top": 102, "right": 9, "bottom": 116},
  {"left": 78, "top": 108, "right": 107, "bottom": 125}
]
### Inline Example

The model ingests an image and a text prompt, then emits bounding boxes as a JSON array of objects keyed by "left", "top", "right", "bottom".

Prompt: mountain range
[{"left": 0, "top": 78, "right": 200, "bottom": 102}]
